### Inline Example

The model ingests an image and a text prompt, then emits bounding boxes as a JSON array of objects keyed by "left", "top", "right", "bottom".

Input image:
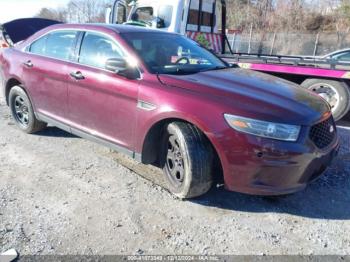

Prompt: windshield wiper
[
  {"left": 200, "top": 66, "right": 229, "bottom": 72},
  {"left": 157, "top": 66, "right": 201, "bottom": 75},
  {"left": 156, "top": 65, "right": 229, "bottom": 75},
  {"left": 173, "top": 68, "right": 201, "bottom": 75}
]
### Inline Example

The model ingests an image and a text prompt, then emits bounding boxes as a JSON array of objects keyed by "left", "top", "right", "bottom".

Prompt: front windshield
[{"left": 121, "top": 32, "right": 228, "bottom": 75}]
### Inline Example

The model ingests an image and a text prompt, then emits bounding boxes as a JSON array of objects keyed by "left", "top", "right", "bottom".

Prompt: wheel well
[
  {"left": 141, "top": 118, "right": 224, "bottom": 184},
  {"left": 5, "top": 78, "right": 22, "bottom": 105},
  {"left": 343, "top": 79, "right": 350, "bottom": 88}
]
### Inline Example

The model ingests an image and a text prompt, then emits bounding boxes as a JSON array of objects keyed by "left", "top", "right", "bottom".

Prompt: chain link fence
[{"left": 227, "top": 31, "right": 350, "bottom": 56}]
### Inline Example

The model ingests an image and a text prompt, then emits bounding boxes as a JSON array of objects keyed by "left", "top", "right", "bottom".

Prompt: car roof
[
  {"left": 47, "top": 23, "right": 172, "bottom": 35},
  {"left": 323, "top": 48, "right": 350, "bottom": 57}
]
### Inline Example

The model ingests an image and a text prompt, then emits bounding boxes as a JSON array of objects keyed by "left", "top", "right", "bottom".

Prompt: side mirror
[
  {"left": 105, "top": 58, "right": 140, "bottom": 80},
  {"left": 153, "top": 17, "right": 165, "bottom": 29},
  {"left": 105, "top": 58, "right": 127, "bottom": 72},
  {"left": 229, "top": 63, "right": 240, "bottom": 68}
]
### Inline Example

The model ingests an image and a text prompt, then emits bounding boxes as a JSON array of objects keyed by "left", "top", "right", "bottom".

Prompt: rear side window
[
  {"left": 79, "top": 32, "right": 125, "bottom": 69},
  {"left": 45, "top": 31, "right": 77, "bottom": 60},
  {"left": 29, "top": 31, "right": 77, "bottom": 60}
]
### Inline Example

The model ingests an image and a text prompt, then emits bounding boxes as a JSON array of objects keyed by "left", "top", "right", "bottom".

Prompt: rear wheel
[
  {"left": 161, "top": 122, "right": 214, "bottom": 199},
  {"left": 9, "top": 86, "right": 47, "bottom": 133},
  {"left": 301, "top": 79, "right": 350, "bottom": 121}
]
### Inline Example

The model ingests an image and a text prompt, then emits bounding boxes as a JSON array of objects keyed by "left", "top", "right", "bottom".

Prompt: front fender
[{"left": 135, "top": 105, "right": 230, "bottom": 170}]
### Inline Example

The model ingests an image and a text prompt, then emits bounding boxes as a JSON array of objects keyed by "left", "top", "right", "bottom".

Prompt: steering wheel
[{"left": 175, "top": 57, "right": 190, "bottom": 65}]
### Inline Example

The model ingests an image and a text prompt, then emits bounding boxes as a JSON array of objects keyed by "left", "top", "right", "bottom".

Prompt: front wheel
[
  {"left": 301, "top": 79, "right": 350, "bottom": 121},
  {"left": 161, "top": 122, "right": 214, "bottom": 199}
]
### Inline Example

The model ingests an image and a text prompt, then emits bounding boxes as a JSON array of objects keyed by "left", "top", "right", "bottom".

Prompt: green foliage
[{"left": 195, "top": 33, "right": 211, "bottom": 49}]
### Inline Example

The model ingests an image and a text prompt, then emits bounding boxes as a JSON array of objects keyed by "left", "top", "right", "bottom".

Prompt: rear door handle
[
  {"left": 23, "top": 60, "right": 33, "bottom": 68},
  {"left": 70, "top": 71, "right": 85, "bottom": 80}
]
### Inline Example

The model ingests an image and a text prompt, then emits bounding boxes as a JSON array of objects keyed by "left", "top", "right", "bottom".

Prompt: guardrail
[{"left": 220, "top": 53, "right": 350, "bottom": 70}]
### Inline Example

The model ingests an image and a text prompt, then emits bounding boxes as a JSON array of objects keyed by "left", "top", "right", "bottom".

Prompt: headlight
[{"left": 224, "top": 114, "right": 301, "bottom": 142}]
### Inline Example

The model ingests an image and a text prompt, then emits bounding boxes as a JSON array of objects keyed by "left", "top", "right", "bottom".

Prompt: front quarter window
[{"left": 29, "top": 35, "right": 48, "bottom": 55}]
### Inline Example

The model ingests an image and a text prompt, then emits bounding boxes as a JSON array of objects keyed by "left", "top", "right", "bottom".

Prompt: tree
[
  {"left": 334, "top": 1, "right": 350, "bottom": 48},
  {"left": 65, "top": 0, "right": 109, "bottom": 23},
  {"left": 36, "top": 0, "right": 109, "bottom": 23},
  {"left": 36, "top": 7, "right": 67, "bottom": 22}
]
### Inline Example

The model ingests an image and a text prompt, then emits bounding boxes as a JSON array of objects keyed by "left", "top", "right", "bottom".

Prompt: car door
[
  {"left": 67, "top": 31, "right": 139, "bottom": 151},
  {"left": 107, "top": 0, "right": 127, "bottom": 24},
  {"left": 22, "top": 30, "right": 78, "bottom": 122}
]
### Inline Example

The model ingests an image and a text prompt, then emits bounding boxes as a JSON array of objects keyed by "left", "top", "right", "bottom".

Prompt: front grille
[{"left": 309, "top": 117, "right": 336, "bottom": 149}]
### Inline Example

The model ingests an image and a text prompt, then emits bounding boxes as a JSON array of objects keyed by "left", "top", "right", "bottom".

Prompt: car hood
[
  {"left": 1, "top": 18, "right": 61, "bottom": 45},
  {"left": 158, "top": 68, "right": 330, "bottom": 125}
]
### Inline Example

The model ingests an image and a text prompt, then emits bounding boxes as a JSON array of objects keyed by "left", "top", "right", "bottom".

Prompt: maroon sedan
[{"left": 0, "top": 23, "right": 339, "bottom": 198}]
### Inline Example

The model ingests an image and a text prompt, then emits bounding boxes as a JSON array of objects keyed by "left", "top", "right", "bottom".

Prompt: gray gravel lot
[{"left": 0, "top": 95, "right": 349, "bottom": 256}]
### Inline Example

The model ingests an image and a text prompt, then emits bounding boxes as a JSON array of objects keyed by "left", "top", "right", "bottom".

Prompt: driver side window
[{"left": 78, "top": 32, "right": 125, "bottom": 69}]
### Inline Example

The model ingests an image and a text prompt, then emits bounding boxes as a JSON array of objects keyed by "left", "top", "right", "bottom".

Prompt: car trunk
[{"left": 0, "top": 18, "right": 62, "bottom": 46}]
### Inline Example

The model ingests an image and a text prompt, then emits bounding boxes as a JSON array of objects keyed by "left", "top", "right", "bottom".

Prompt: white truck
[{"left": 105, "top": 0, "right": 228, "bottom": 54}]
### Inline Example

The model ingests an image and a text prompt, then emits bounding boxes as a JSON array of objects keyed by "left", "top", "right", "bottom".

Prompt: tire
[
  {"left": 9, "top": 85, "right": 47, "bottom": 133},
  {"left": 301, "top": 79, "right": 350, "bottom": 121},
  {"left": 161, "top": 122, "right": 214, "bottom": 199}
]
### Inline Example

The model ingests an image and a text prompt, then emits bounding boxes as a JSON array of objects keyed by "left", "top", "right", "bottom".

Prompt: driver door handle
[
  {"left": 70, "top": 71, "right": 85, "bottom": 80},
  {"left": 23, "top": 60, "right": 33, "bottom": 68}
]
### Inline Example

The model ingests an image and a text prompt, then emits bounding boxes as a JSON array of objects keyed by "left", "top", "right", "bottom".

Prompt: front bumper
[{"left": 217, "top": 126, "right": 340, "bottom": 195}]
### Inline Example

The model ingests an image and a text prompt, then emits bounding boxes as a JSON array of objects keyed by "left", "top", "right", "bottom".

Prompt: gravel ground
[{"left": 0, "top": 95, "right": 349, "bottom": 256}]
